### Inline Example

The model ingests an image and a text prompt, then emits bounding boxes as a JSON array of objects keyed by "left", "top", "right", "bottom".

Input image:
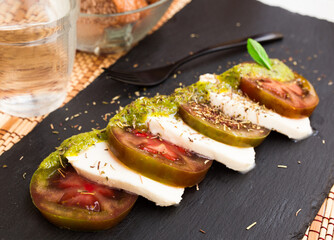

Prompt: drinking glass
[{"left": 0, "top": 0, "right": 78, "bottom": 117}]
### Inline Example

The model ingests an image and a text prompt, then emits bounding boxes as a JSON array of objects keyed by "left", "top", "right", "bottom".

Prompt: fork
[{"left": 103, "top": 32, "right": 283, "bottom": 86}]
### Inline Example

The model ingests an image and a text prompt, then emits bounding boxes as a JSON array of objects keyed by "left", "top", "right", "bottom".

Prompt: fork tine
[
  {"left": 110, "top": 72, "right": 139, "bottom": 80},
  {"left": 107, "top": 74, "right": 140, "bottom": 82},
  {"left": 107, "top": 73, "right": 140, "bottom": 81},
  {"left": 106, "top": 76, "right": 136, "bottom": 84},
  {"left": 108, "top": 74, "right": 138, "bottom": 81},
  {"left": 105, "top": 68, "right": 166, "bottom": 86},
  {"left": 104, "top": 69, "right": 139, "bottom": 80}
]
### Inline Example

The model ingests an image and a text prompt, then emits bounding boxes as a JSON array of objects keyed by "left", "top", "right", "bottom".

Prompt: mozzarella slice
[
  {"left": 209, "top": 91, "right": 313, "bottom": 140},
  {"left": 67, "top": 141, "right": 184, "bottom": 207},
  {"left": 198, "top": 74, "right": 313, "bottom": 140},
  {"left": 146, "top": 116, "right": 255, "bottom": 173}
]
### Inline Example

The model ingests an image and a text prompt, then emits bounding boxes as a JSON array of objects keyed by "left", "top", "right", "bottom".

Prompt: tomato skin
[
  {"left": 107, "top": 127, "right": 212, "bottom": 187},
  {"left": 36, "top": 203, "right": 135, "bottom": 231},
  {"left": 179, "top": 102, "right": 270, "bottom": 147},
  {"left": 239, "top": 73, "right": 319, "bottom": 118},
  {"left": 30, "top": 165, "right": 137, "bottom": 231}
]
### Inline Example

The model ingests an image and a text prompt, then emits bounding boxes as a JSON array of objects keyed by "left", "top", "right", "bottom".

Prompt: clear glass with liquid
[{"left": 0, "top": 0, "right": 78, "bottom": 117}]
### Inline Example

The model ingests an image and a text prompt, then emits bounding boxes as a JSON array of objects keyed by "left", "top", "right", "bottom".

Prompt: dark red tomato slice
[
  {"left": 30, "top": 165, "right": 137, "bottom": 231},
  {"left": 239, "top": 73, "right": 319, "bottom": 118},
  {"left": 179, "top": 102, "right": 270, "bottom": 147},
  {"left": 107, "top": 127, "right": 213, "bottom": 187},
  {"left": 59, "top": 189, "right": 101, "bottom": 212}
]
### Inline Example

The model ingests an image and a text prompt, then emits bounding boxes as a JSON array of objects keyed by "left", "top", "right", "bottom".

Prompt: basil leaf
[{"left": 247, "top": 38, "right": 272, "bottom": 70}]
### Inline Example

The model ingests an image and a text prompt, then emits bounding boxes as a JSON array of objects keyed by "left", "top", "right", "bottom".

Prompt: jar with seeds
[
  {"left": 0, "top": 0, "right": 78, "bottom": 117},
  {"left": 77, "top": 0, "right": 172, "bottom": 55}
]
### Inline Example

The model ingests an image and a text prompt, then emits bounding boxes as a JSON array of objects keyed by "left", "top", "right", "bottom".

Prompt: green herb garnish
[{"left": 247, "top": 38, "right": 272, "bottom": 70}]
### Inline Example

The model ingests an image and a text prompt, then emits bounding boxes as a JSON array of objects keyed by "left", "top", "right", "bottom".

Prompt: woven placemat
[
  {"left": 302, "top": 186, "right": 334, "bottom": 240},
  {"left": 0, "top": 0, "right": 330, "bottom": 239}
]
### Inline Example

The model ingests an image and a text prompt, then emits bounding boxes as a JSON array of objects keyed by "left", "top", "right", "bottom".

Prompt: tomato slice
[
  {"left": 239, "top": 73, "right": 319, "bottom": 118},
  {"left": 30, "top": 165, "right": 137, "bottom": 231},
  {"left": 179, "top": 102, "right": 270, "bottom": 147},
  {"left": 58, "top": 189, "right": 101, "bottom": 212},
  {"left": 107, "top": 127, "right": 212, "bottom": 187}
]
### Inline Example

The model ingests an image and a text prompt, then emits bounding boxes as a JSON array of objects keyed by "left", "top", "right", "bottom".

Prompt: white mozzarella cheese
[
  {"left": 198, "top": 73, "right": 313, "bottom": 140},
  {"left": 146, "top": 116, "right": 255, "bottom": 173},
  {"left": 209, "top": 91, "right": 313, "bottom": 140},
  {"left": 67, "top": 141, "right": 184, "bottom": 207}
]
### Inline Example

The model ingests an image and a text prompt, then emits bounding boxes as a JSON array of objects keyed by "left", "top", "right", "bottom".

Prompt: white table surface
[{"left": 258, "top": 0, "right": 334, "bottom": 23}]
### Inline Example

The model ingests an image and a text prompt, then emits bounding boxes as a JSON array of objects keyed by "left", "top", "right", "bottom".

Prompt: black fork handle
[{"left": 173, "top": 32, "right": 283, "bottom": 70}]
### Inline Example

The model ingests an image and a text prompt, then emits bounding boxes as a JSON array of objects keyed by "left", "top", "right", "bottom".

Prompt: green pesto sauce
[
  {"left": 31, "top": 130, "right": 107, "bottom": 189},
  {"left": 108, "top": 95, "right": 178, "bottom": 130},
  {"left": 216, "top": 68, "right": 241, "bottom": 91},
  {"left": 224, "top": 58, "right": 294, "bottom": 83},
  {"left": 38, "top": 129, "right": 107, "bottom": 171},
  {"left": 108, "top": 80, "right": 221, "bottom": 130}
]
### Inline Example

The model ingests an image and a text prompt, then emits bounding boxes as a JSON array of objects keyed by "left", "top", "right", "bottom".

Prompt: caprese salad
[{"left": 30, "top": 40, "right": 319, "bottom": 231}]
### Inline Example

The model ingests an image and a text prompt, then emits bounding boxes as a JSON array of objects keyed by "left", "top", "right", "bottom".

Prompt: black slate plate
[{"left": 1, "top": 0, "right": 333, "bottom": 239}]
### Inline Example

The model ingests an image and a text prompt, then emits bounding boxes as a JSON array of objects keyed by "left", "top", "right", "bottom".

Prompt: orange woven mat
[
  {"left": 303, "top": 186, "right": 334, "bottom": 240},
  {"left": 0, "top": 0, "right": 331, "bottom": 239}
]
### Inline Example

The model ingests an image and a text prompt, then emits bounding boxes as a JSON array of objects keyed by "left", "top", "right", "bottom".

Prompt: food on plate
[
  {"left": 145, "top": 116, "right": 255, "bottom": 172},
  {"left": 243, "top": 38, "right": 319, "bottom": 118},
  {"left": 67, "top": 140, "right": 184, "bottom": 206},
  {"left": 178, "top": 101, "right": 270, "bottom": 147},
  {"left": 108, "top": 82, "right": 257, "bottom": 173},
  {"left": 236, "top": 60, "right": 318, "bottom": 118},
  {"left": 195, "top": 62, "right": 316, "bottom": 140},
  {"left": 208, "top": 85, "right": 313, "bottom": 140},
  {"left": 30, "top": 39, "right": 319, "bottom": 231},
  {"left": 198, "top": 73, "right": 314, "bottom": 140},
  {"left": 108, "top": 126, "right": 212, "bottom": 187},
  {"left": 30, "top": 131, "right": 138, "bottom": 231}
]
